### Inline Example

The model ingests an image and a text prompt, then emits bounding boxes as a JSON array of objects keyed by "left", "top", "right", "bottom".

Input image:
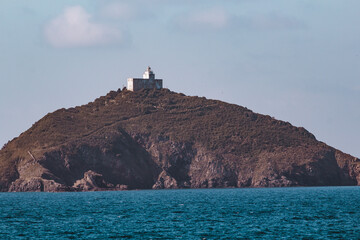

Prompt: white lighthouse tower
[{"left": 143, "top": 66, "right": 155, "bottom": 80}]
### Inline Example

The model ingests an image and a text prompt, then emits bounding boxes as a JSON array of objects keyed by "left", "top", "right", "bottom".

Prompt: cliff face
[{"left": 1, "top": 89, "right": 359, "bottom": 192}]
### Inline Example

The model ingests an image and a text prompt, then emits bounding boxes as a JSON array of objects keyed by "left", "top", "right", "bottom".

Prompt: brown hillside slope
[{"left": 1, "top": 88, "right": 359, "bottom": 192}]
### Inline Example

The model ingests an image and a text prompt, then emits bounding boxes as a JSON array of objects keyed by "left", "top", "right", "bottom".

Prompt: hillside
[{"left": 1, "top": 88, "right": 359, "bottom": 192}]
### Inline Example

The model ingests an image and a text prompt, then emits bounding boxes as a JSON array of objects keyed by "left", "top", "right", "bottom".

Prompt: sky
[{"left": 0, "top": 0, "right": 359, "bottom": 157}]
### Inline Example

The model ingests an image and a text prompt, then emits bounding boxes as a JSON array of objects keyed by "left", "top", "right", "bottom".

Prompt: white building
[{"left": 127, "top": 67, "right": 163, "bottom": 91}]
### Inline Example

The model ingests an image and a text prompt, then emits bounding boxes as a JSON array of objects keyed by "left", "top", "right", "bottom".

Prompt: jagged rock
[
  {"left": 73, "top": 170, "right": 110, "bottom": 191},
  {"left": 9, "top": 178, "right": 68, "bottom": 192},
  {"left": 115, "top": 184, "right": 129, "bottom": 190},
  {"left": 152, "top": 170, "right": 178, "bottom": 189}
]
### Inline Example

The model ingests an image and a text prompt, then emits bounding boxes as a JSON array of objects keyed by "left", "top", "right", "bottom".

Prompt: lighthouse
[{"left": 127, "top": 66, "right": 163, "bottom": 91}]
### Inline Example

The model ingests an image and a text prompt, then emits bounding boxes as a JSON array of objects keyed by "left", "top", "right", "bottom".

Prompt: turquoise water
[{"left": 0, "top": 187, "right": 359, "bottom": 239}]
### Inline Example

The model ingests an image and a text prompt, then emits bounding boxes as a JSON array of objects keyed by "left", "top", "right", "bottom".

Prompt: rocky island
[{"left": 1, "top": 87, "right": 359, "bottom": 192}]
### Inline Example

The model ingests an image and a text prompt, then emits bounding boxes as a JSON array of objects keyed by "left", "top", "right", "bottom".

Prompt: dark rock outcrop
[{"left": 1, "top": 88, "right": 359, "bottom": 192}]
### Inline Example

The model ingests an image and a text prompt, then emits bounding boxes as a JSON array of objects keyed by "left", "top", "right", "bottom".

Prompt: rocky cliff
[{"left": 1, "top": 88, "right": 359, "bottom": 192}]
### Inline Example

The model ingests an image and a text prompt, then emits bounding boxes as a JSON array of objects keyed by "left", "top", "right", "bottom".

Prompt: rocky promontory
[{"left": 1, "top": 88, "right": 359, "bottom": 192}]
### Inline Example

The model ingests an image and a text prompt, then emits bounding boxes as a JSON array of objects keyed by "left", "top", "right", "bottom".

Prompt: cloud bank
[
  {"left": 242, "top": 12, "right": 306, "bottom": 31},
  {"left": 101, "top": 2, "right": 133, "bottom": 19},
  {"left": 44, "top": 6, "right": 122, "bottom": 48},
  {"left": 176, "top": 8, "right": 228, "bottom": 31},
  {"left": 174, "top": 8, "right": 305, "bottom": 32}
]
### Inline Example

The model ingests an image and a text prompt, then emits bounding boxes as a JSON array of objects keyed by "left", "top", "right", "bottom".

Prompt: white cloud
[
  {"left": 44, "top": 6, "right": 122, "bottom": 48},
  {"left": 176, "top": 8, "right": 228, "bottom": 30},
  {"left": 174, "top": 8, "right": 305, "bottom": 33},
  {"left": 247, "top": 13, "right": 306, "bottom": 30},
  {"left": 101, "top": 2, "right": 133, "bottom": 19}
]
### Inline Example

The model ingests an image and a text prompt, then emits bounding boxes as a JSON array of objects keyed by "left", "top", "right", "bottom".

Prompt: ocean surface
[{"left": 0, "top": 187, "right": 359, "bottom": 239}]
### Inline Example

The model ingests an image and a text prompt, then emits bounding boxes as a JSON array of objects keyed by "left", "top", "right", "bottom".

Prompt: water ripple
[{"left": 0, "top": 187, "right": 360, "bottom": 239}]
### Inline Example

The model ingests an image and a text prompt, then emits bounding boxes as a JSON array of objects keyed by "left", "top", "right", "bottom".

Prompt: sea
[{"left": 0, "top": 187, "right": 359, "bottom": 239}]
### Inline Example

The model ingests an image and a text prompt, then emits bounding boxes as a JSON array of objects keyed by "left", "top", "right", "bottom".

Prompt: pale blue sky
[{"left": 1, "top": 0, "right": 359, "bottom": 157}]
